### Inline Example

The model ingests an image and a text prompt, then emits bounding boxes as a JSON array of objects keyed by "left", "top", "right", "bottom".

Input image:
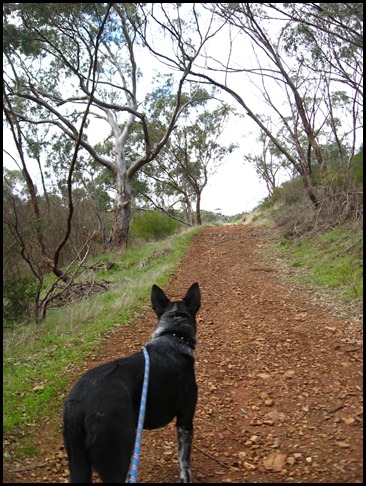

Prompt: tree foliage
[
  {"left": 139, "top": 101, "right": 237, "bottom": 225},
  {"left": 139, "top": 3, "right": 362, "bottom": 207},
  {"left": 3, "top": 3, "right": 210, "bottom": 252},
  {"left": 3, "top": 3, "right": 363, "bottom": 324}
]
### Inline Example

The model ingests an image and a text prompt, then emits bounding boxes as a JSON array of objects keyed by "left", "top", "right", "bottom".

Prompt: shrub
[
  {"left": 257, "top": 194, "right": 276, "bottom": 210},
  {"left": 129, "top": 210, "right": 181, "bottom": 242},
  {"left": 3, "top": 275, "right": 38, "bottom": 322},
  {"left": 350, "top": 146, "right": 363, "bottom": 184},
  {"left": 257, "top": 177, "right": 306, "bottom": 210},
  {"left": 278, "top": 177, "right": 306, "bottom": 205}
]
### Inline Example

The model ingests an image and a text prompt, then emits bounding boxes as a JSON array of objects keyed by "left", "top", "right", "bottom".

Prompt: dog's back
[
  {"left": 63, "top": 283, "right": 200, "bottom": 483},
  {"left": 63, "top": 354, "right": 142, "bottom": 482}
]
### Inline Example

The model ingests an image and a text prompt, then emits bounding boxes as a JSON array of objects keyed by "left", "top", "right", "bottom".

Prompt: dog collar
[
  {"left": 172, "top": 333, "right": 191, "bottom": 347},
  {"left": 159, "top": 331, "right": 196, "bottom": 349}
]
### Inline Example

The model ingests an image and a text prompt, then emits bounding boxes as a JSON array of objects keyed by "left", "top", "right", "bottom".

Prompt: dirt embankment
[{"left": 4, "top": 225, "right": 363, "bottom": 483}]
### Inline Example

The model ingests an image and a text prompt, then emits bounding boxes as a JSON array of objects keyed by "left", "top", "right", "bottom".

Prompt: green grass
[
  {"left": 3, "top": 227, "right": 202, "bottom": 458},
  {"left": 277, "top": 223, "right": 363, "bottom": 300}
]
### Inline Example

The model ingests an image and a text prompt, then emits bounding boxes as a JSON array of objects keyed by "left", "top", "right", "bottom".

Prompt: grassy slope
[
  {"left": 278, "top": 223, "right": 363, "bottom": 300},
  {"left": 250, "top": 206, "right": 363, "bottom": 304}
]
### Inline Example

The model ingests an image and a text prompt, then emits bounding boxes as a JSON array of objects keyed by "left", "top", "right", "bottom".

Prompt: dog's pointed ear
[
  {"left": 151, "top": 284, "right": 170, "bottom": 318},
  {"left": 183, "top": 282, "right": 201, "bottom": 316}
]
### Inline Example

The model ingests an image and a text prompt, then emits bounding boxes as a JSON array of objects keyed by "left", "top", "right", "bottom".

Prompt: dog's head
[{"left": 151, "top": 283, "right": 201, "bottom": 349}]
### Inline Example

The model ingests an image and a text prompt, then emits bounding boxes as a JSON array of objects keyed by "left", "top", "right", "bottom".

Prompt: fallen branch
[
  {"left": 192, "top": 444, "right": 230, "bottom": 468},
  {"left": 335, "top": 238, "right": 362, "bottom": 258},
  {"left": 9, "top": 462, "right": 48, "bottom": 473}
]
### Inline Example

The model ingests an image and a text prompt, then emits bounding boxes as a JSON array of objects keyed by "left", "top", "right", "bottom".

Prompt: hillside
[{"left": 4, "top": 224, "right": 363, "bottom": 483}]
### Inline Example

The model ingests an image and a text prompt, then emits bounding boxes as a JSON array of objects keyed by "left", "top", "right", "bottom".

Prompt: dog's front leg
[{"left": 177, "top": 426, "right": 193, "bottom": 483}]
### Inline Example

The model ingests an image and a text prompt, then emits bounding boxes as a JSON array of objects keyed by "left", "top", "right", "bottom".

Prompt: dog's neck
[{"left": 153, "top": 330, "right": 196, "bottom": 350}]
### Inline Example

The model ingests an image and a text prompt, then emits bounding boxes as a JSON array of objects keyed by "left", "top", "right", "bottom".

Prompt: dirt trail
[{"left": 4, "top": 225, "right": 363, "bottom": 483}]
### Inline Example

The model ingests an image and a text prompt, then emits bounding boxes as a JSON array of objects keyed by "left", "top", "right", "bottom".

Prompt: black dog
[{"left": 63, "top": 282, "right": 200, "bottom": 483}]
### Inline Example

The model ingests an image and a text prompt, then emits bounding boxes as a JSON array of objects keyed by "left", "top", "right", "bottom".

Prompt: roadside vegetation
[
  {"left": 279, "top": 223, "right": 362, "bottom": 300},
  {"left": 250, "top": 147, "right": 363, "bottom": 305}
]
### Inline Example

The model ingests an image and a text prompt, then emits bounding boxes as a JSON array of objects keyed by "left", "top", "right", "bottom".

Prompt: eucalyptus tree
[
  {"left": 137, "top": 3, "right": 363, "bottom": 207},
  {"left": 120, "top": 72, "right": 235, "bottom": 225},
  {"left": 3, "top": 3, "right": 217, "bottom": 250},
  {"left": 276, "top": 2, "right": 363, "bottom": 176},
  {"left": 145, "top": 104, "right": 237, "bottom": 225},
  {"left": 271, "top": 3, "right": 363, "bottom": 98},
  {"left": 244, "top": 125, "right": 293, "bottom": 197},
  {"left": 217, "top": 3, "right": 361, "bottom": 192}
]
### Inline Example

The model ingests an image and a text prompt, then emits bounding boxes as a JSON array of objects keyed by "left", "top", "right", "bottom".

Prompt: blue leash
[{"left": 129, "top": 347, "right": 150, "bottom": 483}]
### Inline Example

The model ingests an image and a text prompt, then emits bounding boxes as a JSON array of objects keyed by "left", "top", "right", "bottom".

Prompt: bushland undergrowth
[{"left": 252, "top": 175, "right": 363, "bottom": 306}]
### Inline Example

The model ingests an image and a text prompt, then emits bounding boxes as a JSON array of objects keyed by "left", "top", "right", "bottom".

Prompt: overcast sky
[
  {"left": 3, "top": 32, "right": 272, "bottom": 217},
  {"left": 4, "top": 4, "right": 362, "bottom": 217}
]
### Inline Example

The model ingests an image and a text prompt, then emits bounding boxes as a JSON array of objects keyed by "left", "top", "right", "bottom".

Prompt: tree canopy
[{"left": 3, "top": 3, "right": 363, "bottom": 322}]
